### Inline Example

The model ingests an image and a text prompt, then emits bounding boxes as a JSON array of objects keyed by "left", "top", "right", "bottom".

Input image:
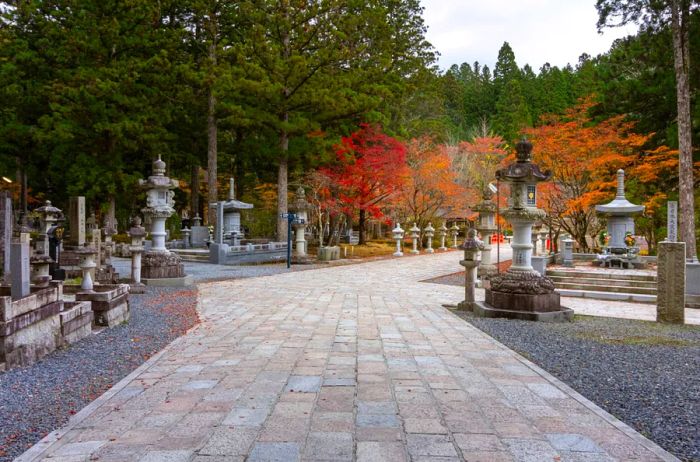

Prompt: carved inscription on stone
[{"left": 656, "top": 241, "right": 685, "bottom": 324}]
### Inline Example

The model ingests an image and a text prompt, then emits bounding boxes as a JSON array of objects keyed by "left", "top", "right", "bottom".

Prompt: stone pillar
[
  {"left": 657, "top": 241, "right": 685, "bottom": 324},
  {"left": 1, "top": 191, "right": 12, "bottom": 281},
  {"left": 409, "top": 223, "right": 420, "bottom": 254},
  {"left": 67, "top": 196, "right": 86, "bottom": 247},
  {"left": 424, "top": 223, "right": 435, "bottom": 254},
  {"left": 458, "top": 229, "right": 483, "bottom": 311},
  {"left": 392, "top": 223, "right": 404, "bottom": 257},
  {"left": 293, "top": 219, "right": 307, "bottom": 257},
  {"left": 11, "top": 237, "right": 31, "bottom": 300},
  {"left": 562, "top": 238, "right": 574, "bottom": 267}
]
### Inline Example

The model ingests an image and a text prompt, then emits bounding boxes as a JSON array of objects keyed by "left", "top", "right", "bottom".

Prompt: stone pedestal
[
  {"left": 657, "top": 242, "right": 685, "bottom": 324},
  {"left": 76, "top": 247, "right": 97, "bottom": 292},
  {"left": 142, "top": 252, "right": 185, "bottom": 279}
]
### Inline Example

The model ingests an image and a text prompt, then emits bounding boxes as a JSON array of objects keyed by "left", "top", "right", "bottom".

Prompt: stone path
[{"left": 20, "top": 251, "right": 678, "bottom": 462}]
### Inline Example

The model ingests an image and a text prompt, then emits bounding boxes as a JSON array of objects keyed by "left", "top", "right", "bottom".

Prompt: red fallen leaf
[{"left": 69, "top": 410, "right": 76, "bottom": 415}]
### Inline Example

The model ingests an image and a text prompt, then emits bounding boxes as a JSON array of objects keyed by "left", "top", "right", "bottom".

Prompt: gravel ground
[
  {"left": 451, "top": 306, "right": 700, "bottom": 461},
  {"left": 0, "top": 286, "right": 198, "bottom": 461}
]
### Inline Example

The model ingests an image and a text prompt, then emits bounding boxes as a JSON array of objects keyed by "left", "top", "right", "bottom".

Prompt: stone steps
[{"left": 548, "top": 269, "right": 657, "bottom": 304}]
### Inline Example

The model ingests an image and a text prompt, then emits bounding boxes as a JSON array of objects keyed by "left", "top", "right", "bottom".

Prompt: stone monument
[
  {"left": 473, "top": 139, "right": 573, "bottom": 322},
  {"left": 595, "top": 169, "right": 644, "bottom": 248},
  {"left": 222, "top": 178, "right": 254, "bottom": 245},
  {"left": 657, "top": 241, "right": 685, "bottom": 324},
  {"left": 67, "top": 196, "right": 86, "bottom": 247},
  {"left": 139, "top": 156, "right": 190, "bottom": 286},
  {"left": 11, "top": 236, "right": 31, "bottom": 300},
  {"left": 0, "top": 191, "right": 12, "bottom": 281}
]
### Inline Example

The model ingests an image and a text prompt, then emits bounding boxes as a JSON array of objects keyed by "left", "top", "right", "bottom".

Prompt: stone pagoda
[
  {"left": 222, "top": 178, "right": 253, "bottom": 246},
  {"left": 595, "top": 169, "right": 644, "bottom": 249},
  {"left": 139, "top": 156, "right": 189, "bottom": 285},
  {"left": 473, "top": 139, "right": 573, "bottom": 322}
]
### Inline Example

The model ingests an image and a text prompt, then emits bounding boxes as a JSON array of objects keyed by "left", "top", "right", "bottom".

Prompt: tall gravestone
[
  {"left": 657, "top": 241, "right": 685, "bottom": 324},
  {"left": 667, "top": 201, "right": 677, "bottom": 242},
  {"left": 0, "top": 191, "right": 12, "bottom": 281},
  {"left": 68, "top": 196, "right": 86, "bottom": 247},
  {"left": 11, "top": 236, "right": 30, "bottom": 300}
]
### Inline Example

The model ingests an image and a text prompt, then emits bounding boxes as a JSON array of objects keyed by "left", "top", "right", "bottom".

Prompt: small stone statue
[{"left": 461, "top": 228, "right": 484, "bottom": 252}]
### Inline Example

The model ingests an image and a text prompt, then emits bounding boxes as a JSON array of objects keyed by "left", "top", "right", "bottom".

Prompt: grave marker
[
  {"left": 667, "top": 201, "right": 677, "bottom": 242},
  {"left": 68, "top": 196, "right": 86, "bottom": 246},
  {"left": 11, "top": 240, "right": 30, "bottom": 300}
]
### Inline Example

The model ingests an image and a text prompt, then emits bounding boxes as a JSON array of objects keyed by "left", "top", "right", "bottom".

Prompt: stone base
[
  {"left": 209, "top": 243, "right": 229, "bottom": 264},
  {"left": 142, "top": 251, "right": 185, "bottom": 279},
  {"left": 76, "top": 284, "right": 130, "bottom": 328},
  {"left": 473, "top": 300, "right": 574, "bottom": 322},
  {"left": 291, "top": 255, "right": 314, "bottom": 265},
  {"left": 318, "top": 246, "right": 341, "bottom": 261},
  {"left": 457, "top": 300, "right": 475, "bottom": 311},
  {"left": 142, "top": 275, "right": 193, "bottom": 287},
  {"left": 60, "top": 301, "right": 93, "bottom": 345},
  {"left": 486, "top": 289, "right": 562, "bottom": 313},
  {"left": 129, "top": 282, "right": 147, "bottom": 294}
]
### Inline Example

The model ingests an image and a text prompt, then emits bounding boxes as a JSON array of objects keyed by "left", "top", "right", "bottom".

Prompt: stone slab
[
  {"left": 474, "top": 301, "right": 574, "bottom": 322},
  {"left": 142, "top": 275, "right": 193, "bottom": 287},
  {"left": 657, "top": 242, "right": 685, "bottom": 324}
]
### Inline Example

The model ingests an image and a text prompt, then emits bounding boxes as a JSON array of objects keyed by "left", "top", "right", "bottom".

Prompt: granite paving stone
[{"left": 18, "top": 252, "right": 676, "bottom": 462}]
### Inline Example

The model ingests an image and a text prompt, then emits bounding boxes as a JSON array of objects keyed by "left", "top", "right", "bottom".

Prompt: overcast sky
[{"left": 420, "top": 0, "right": 639, "bottom": 72}]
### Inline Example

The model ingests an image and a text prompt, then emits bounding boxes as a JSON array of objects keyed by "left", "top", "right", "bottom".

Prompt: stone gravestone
[
  {"left": 656, "top": 241, "right": 685, "bottom": 324},
  {"left": 0, "top": 191, "right": 12, "bottom": 281},
  {"left": 667, "top": 201, "right": 677, "bottom": 242},
  {"left": 67, "top": 196, "right": 86, "bottom": 247},
  {"left": 11, "top": 237, "right": 31, "bottom": 300}
]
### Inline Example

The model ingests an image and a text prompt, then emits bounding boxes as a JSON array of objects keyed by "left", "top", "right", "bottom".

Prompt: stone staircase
[
  {"left": 171, "top": 248, "right": 210, "bottom": 262},
  {"left": 548, "top": 269, "right": 657, "bottom": 303}
]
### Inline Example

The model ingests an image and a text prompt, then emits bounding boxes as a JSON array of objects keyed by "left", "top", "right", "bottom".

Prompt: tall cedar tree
[
  {"left": 597, "top": 0, "right": 699, "bottom": 259},
  {"left": 234, "top": 0, "right": 435, "bottom": 240}
]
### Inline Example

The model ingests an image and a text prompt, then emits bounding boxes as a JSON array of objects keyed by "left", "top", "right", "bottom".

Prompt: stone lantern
[
  {"left": 438, "top": 222, "right": 448, "bottom": 251},
  {"left": 595, "top": 169, "right": 644, "bottom": 249},
  {"left": 473, "top": 190, "right": 498, "bottom": 278},
  {"left": 539, "top": 227, "right": 549, "bottom": 255},
  {"left": 424, "top": 222, "right": 435, "bottom": 254},
  {"left": 473, "top": 139, "right": 573, "bottom": 322},
  {"left": 392, "top": 223, "right": 405, "bottom": 257},
  {"left": 458, "top": 229, "right": 484, "bottom": 311},
  {"left": 30, "top": 254, "right": 52, "bottom": 287},
  {"left": 35, "top": 200, "right": 62, "bottom": 257},
  {"left": 409, "top": 223, "right": 420, "bottom": 254},
  {"left": 128, "top": 216, "right": 147, "bottom": 292},
  {"left": 450, "top": 223, "right": 460, "bottom": 248},
  {"left": 138, "top": 156, "right": 187, "bottom": 284},
  {"left": 562, "top": 237, "right": 574, "bottom": 267},
  {"left": 291, "top": 186, "right": 309, "bottom": 259}
]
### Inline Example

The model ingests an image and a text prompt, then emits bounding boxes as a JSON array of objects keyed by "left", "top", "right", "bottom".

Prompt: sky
[{"left": 420, "top": 0, "right": 640, "bottom": 72}]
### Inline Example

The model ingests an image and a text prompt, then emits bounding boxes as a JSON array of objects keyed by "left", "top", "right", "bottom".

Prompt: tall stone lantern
[
  {"left": 291, "top": 186, "right": 309, "bottom": 259},
  {"left": 409, "top": 223, "right": 421, "bottom": 254},
  {"left": 139, "top": 156, "right": 187, "bottom": 283},
  {"left": 473, "top": 190, "right": 498, "bottom": 278},
  {"left": 392, "top": 223, "right": 405, "bottom": 257},
  {"left": 450, "top": 223, "right": 460, "bottom": 248},
  {"left": 595, "top": 169, "right": 644, "bottom": 249},
  {"left": 438, "top": 222, "right": 448, "bottom": 251},
  {"left": 473, "top": 139, "right": 573, "bottom": 322},
  {"left": 424, "top": 222, "right": 435, "bottom": 253},
  {"left": 128, "top": 216, "right": 147, "bottom": 293},
  {"left": 35, "top": 200, "right": 62, "bottom": 256}
]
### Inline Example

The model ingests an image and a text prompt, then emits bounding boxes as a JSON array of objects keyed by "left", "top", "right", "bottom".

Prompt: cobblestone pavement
[{"left": 20, "top": 251, "right": 677, "bottom": 462}]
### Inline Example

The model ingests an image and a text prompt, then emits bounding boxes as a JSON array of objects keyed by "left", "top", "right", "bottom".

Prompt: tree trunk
[
  {"left": 206, "top": 33, "right": 218, "bottom": 226},
  {"left": 358, "top": 209, "right": 366, "bottom": 245},
  {"left": 277, "top": 129, "right": 289, "bottom": 241},
  {"left": 191, "top": 164, "right": 200, "bottom": 218},
  {"left": 671, "top": 0, "right": 697, "bottom": 260}
]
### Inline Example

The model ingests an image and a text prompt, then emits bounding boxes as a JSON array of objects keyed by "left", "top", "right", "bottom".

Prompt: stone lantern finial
[
  {"left": 229, "top": 178, "right": 235, "bottom": 201},
  {"left": 153, "top": 155, "right": 166, "bottom": 176},
  {"left": 516, "top": 138, "right": 533, "bottom": 163},
  {"left": 616, "top": 169, "right": 626, "bottom": 199}
]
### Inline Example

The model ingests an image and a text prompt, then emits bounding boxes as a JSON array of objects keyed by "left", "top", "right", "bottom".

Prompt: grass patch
[
  {"left": 338, "top": 240, "right": 396, "bottom": 258},
  {"left": 574, "top": 332, "right": 695, "bottom": 347}
]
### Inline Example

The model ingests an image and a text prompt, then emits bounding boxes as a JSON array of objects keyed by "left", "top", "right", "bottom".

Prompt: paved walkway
[{"left": 20, "top": 252, "right": 678, "bottom": 461}]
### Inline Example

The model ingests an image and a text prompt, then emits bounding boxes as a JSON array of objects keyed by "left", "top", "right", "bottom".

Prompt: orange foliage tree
[
  {"left": 525, "top": 98, "right": 676, "bottom": 251},
  {"left": 392, "top": 138, "right": 464, "bottom": 236},
  {"left": 321, "top": 124, "right": 408, "bottom": 245}
]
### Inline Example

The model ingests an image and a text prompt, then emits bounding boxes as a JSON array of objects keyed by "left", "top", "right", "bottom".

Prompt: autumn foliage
[{"left": 525, "top": 98, "right": 676, "bottom": 250}]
